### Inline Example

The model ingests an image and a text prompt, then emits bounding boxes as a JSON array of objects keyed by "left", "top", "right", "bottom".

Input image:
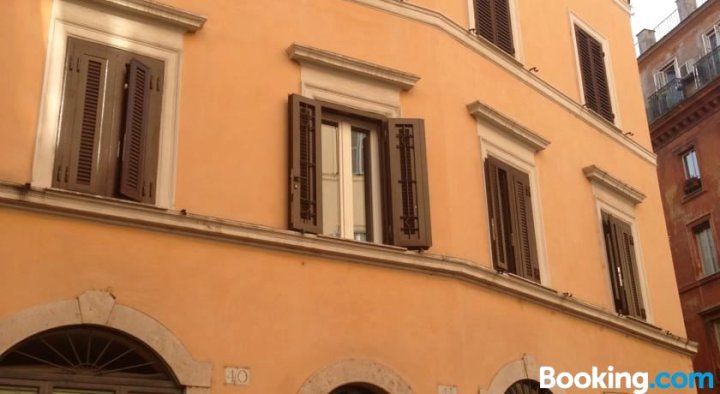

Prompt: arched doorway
[
  {"left": 330, "top": 383, "right": 388, "bottom": 394},
  {"left": 505, "top": 379, "right": 552, "bottom": 394},
  {"left": 0, "top": 326, "right": 181, "bottom": 394}
]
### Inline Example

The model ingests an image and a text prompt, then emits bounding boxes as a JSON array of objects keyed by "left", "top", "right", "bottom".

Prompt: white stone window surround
[
  {"left": 569, "top": 12, "right": 623, "bottom": 129},
  {"left": 465, "top": 0, "right": 524, "bottom": 63},
  {"left": 288, "top": 43, "right": 421, "bottom": 243},
  {"left": 583, "top": 165, "right": 653, "bottom": 323},
  {"left": 33, "top": 0, "right": 204, "bottom": 209},
  {"left": 468, "top": 101, "right": 552, "bottom": 287}
]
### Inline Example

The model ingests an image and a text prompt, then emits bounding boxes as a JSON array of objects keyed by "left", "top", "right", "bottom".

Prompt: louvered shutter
[
  {"left": 474, "top": 0, "right": 514, "bottom": 55},
  {"left": 485, "top": 157, "right": 510, "bottom": 271},
  {"left": 53, "top": 38, "right": 111, "bottom": 195},
  {"left": 615, "top": 217, "right": 646, "bottom": 319},
  {"left": 575, "top": 27, "right": 614, "bottom": 122},
  {"left": 384, "top": 119, "right": 431, "bottom": 249},
  {"left": 289, "top": 94, "right": 323, "bottom": 234},
  {"left": 509, "top": 168, "right": 539, "bottom": 282},
  {"left": 119, "top": 58, "right": 157, "bottom": 203},
  {"left": 603, "top": 213, "right": 629, "bottom": 315}
]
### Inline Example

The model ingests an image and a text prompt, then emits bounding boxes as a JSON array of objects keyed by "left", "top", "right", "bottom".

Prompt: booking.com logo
[{"left": 540, "top": 366, "right": 714, "bottom": 393}]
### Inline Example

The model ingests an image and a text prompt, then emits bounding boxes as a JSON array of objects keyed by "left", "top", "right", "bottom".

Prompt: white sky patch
[{"left": 630, "top": 0, "right": 679, "bottom": 37}]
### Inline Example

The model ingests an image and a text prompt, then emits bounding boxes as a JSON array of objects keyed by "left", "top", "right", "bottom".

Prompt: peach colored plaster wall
[
  {"left": 0, "top": 0, "right": 687, "bottom": 366},
  {"left": 0, "top": 208, "right": 695, "bottom": 393}
]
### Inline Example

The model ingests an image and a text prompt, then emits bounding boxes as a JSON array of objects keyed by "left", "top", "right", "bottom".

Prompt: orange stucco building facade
[{"left": 0, "top": 0, "right": 698, "bottom": 393}]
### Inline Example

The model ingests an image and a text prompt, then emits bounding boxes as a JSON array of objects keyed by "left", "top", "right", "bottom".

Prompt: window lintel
[
  {"left": 468, "top": 100, "right": 550, "bottom": 152},
  {"left": 80, "top": 0, "right": 206, "bottom": 32},
  {"left": 583, "top": 165, "right": 646, "bottom": 205}
]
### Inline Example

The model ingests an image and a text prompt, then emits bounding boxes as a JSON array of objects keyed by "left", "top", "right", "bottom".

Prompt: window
[
  {"left": 602, "top": 212, "right": 645, "bottom": 319},
  {"left": 0, "top": 326, "right": 181, "bottom": 394},
  {"left": 484, "top": 156, "right": 540, "bottom": 282},
  {"left": 505, "top": 380, "right": 553, "bottom": 394},
  {"left": 288, "top": 94, "right": 432, "bottom": 249},
  {"left": 654, "top": 61, "right": 678, "bottom": 89},
  {"left": 694, "top": 221, "right": 719, "bottom": 276},
  {"left": 681, "top": 148, "right": 702, "bottom": 195},
  {"left": 52, "top": 37, "right": 164, "bottom": 204},
  {"left": 473, "top": 0, "right": 515, "bottom": 55},
  {"left": 574, "top": 26, "right": 614, "bottom": 122},
  {"left": 331, "top": 384, "right": 387, "bottom": 394},
  {"left": 704, "top": 26, "right": 719, "bottom": 53}
]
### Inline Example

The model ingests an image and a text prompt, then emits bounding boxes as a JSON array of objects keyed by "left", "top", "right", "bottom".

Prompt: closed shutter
[
  {"left": 603, "top": 213, "right": 645, "bottom": 319},
  {"left": 575, "top": 27, "right": 614, "bottom": 122},
  {"left": 119, "top": 58, "right": 160, "bottom": 203},
  {"left": 288, "top": 94, "right": 323, "bottom": 233},
  {"left": 53, "top": 38, "right": 111, "bottom": 195},
  {"left": 384, "top": 119, "right": 431, "bottom": 249},
  {"left": 510, "top": 169, "right": 539, "bottom": 282},
  {"left": 474, "top": 0, "right": 515, "bottom": 55}
]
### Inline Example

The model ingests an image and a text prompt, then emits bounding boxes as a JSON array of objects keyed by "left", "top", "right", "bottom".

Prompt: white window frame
[
  {"left": 586, "top": 170, "right": 652, "bottom": 323},
  {"left": 569, "top": 13, "right": 622, "bottom": 128},
  {"left": 466, "top": 0, "right": 524, "bottom": 62},
  {"left": 653, "top": 58, "right": 679, "bottom": 89},
  {"left": 702, "top": 24, "right": 720, "bottom": 53},
  {"left": 33, "top": 0, "right": 192, "bottom": 209},
  {"left": 320, "top": 119, "right": 381, "bottom": 242}
]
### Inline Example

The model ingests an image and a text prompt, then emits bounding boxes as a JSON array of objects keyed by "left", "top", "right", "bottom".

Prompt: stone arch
[
  {"left": 481, "top": 355, "right": 565, "bottom": 394},
  {"left": 0, "top": 290, "right": 211, "bottom": 393},
  {"left": 298, "top": 359, "right": 413, "bottom": 394}
]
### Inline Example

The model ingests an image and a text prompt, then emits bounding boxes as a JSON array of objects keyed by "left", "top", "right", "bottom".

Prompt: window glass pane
[
  {"left": 322, "top": 123, "right": 342, "bottom": 237},
  {"left": 0, "top": 387, "right": 38, "bottom": 394},
  {"left": 683, "top": 149, "right": 700, "bottom": 179},
  {"left": 351, "top": 129, "right": 367, "bottom": 241},
  {"left": 696, "top": 225, "right": 719, "bottom": 275}
]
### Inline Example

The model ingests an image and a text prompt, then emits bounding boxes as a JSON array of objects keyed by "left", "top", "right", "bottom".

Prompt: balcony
[{"left": 646, "top": 45, "right": 720, "bottom": 123}]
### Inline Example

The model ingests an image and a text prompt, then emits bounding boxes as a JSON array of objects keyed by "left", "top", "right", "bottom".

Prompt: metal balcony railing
[
  {"left": 646, "top": 45, "right": 720, "bottom": 123},
  {"left": 647, "top": 78, "right": 685, "bottom": 122}
]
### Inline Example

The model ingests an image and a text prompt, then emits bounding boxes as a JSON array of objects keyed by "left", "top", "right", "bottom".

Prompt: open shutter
[
  {"left": 603, "top": 213, "right": 630, "bottom": 316},
  {"left": 485, "top": 157, "right": 509, "bottom": 271},
  {"left": 288, "top": 94, "right": 323, "bottom": 233},
  {"left": 119, "top": 59, "right": 153, "bottom": 202},
  {"left": 615, "top": 218, "right": 645, "bottom": 319},
  {"left": 510, "top": 168, "right": 539, "bottom": 282},
  {"left": 384, "top": 119, "right": 431, "bottom": 249},
  {"left": 53, "top": 39, "right": 110, "bottom": 195}
]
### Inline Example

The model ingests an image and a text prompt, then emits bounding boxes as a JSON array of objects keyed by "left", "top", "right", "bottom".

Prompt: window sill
[
  {"left": 0, "top": 180, "right": 696, "bottom": 357},
  {"left": 682, "top": 188, "right": 705, "bottom": 204},
  {"left": 46, "top": 187, "right": 169, "bottom": 212},
  {"left": 679, "top": 270, "right": 720, "bottom": 294}
]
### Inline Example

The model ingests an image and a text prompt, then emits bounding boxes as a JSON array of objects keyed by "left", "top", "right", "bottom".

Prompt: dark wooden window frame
[
  {"left": 288, "top": 94, "right": 432, "bottom": 250},
  {"left": 484, "top": 155, "right": 540, "bottom": 282},
  {"left": 53, "top": 37, "right": 164, "bottom": 205},
  {"left": 689, "top": 217, "right": 720, "bottom": 277},
  {"left": 601, "top": 211, "right": 646, "bottom": 320},
  {"left": 574, "top": 25, "right": 615, "bottom": 123}
]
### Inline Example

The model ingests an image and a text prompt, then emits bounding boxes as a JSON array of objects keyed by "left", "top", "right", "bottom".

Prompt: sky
[{"left": 630, "top": 0, "right": 681, "bottom": 37}]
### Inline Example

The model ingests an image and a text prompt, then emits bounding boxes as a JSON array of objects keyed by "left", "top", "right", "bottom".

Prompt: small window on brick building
[
  {"left": 694, "top": 221, "right": 719, "bottom": 276},
  {"left": 681, "top": 148, "right": 702, "bottom": 195}
]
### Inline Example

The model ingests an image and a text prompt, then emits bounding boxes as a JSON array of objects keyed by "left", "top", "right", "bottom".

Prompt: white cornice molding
[
  {"left": 287, "top": 43, "right": 420, "bottom": 90},
  {"left": 467, "top": 100, "right": 550, "bottom": 152},
  {"left": 81, "top": 0, "right": 206, "bottom": 32},
  {"left": 583, "top": 165, "right": 646, "bottom": 204},
  {"left": 0, "top": 181, "right": 694, "bottom": 356},
  {"left": 612, "top": 0, "right": 631, "bottom": 15},
  {"left": 344, "top": 0, "right": 656, "bottom": 165}
]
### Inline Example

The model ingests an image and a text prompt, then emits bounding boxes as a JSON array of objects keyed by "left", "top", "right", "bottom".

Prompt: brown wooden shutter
[
  {"left": 509, "top": 168, "right": 540, "bottom": 282},
  {"left": 53, "top": 38, "right": 111, "bottom": 195},
  {"left": 119, "top": 58, "right": 155, "bottom": 203},
  {"left": 603, "top": 213, "right": 645, "bottom": 319},
  {"left": 575, "top": 27, "right": 614, "bottom": 122},
  {"left": 288, "top": 94, "right": 323, "bottom": 234},
  {"left": 484, "top": 157, "right": 510, "bottom": 271},
  {"left": 474, "top": 0, "right": 515, "bottom": 55},
  {"left": 384, "top": 118, "right": 431, "bottom": 249}
]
